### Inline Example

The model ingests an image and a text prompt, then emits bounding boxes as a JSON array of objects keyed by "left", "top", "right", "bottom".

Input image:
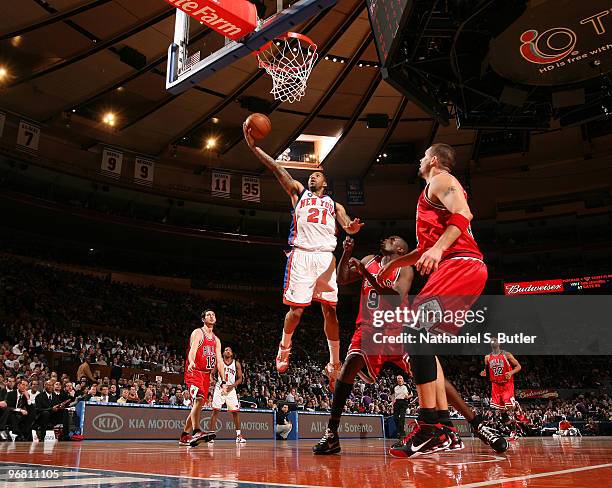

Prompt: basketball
[{"left": 245, "top": 113, "right": 272, "bottom": 140}]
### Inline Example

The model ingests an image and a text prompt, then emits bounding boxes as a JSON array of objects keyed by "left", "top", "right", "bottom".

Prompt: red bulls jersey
[
  {"left": 488, "top": 352, "right": 513, "bottom": 384},
  {"left": 356, "top": 256, "right": 406, "bottom": 326},
  {"left": 185, "top": 329, "right": 217, "bottom": 372},
  {"left": 416, "top": 176, "right": 483, "bottom": 261}
]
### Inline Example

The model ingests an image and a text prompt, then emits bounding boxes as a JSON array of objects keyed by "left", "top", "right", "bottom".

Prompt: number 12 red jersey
[{"left": 185, "top": 329, "right": 217, "bottom": 372}]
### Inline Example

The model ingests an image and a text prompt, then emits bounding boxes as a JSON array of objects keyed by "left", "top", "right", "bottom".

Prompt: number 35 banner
[
  {"left": 101, "top": 148, "right": 123, "bottom": 179},
  {"left": 134, "top": 157, "right": 155, "bottom": 185},
  {"left": 242, "top": 176, "right": 260, "bottom": 202}
]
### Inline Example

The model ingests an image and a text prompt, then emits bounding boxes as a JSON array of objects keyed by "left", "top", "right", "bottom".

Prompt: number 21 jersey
[{"left": 288, "top": 190, "right": 337, "bottom": 252}]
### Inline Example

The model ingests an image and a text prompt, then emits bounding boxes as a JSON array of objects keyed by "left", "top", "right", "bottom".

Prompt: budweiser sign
[
  {"left": 504, "top": 279, "right": 564, "bottom": 295},
  {"left": 163, "top": 0, "right": 257, "bottom": 40}
]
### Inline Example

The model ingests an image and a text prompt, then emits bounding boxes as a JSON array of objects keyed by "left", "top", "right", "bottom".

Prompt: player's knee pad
[{"left": 408, "top": 355, "right": 437, "bottom": 385}]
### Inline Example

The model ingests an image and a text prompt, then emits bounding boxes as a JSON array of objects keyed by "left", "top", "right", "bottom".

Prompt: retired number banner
[
  {"left": 242, "top": 176, "right": 260, "bottom": 202},
  {"left": 212, "top": 171, "right": 230, "bottom": 198},
  {"left": 16, "top": 121, "right": 41, "bottom": 152},
  {"left": 101, "top": 148, "right": 123, "bottom": 179},
  {"left": 134, "top": 158, "right": 154, "bottom": 185}
]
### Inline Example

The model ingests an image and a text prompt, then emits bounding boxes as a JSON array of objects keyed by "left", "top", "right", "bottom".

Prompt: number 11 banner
[{"left": 212, "top": 171, "right": 230, "bottom": 198}]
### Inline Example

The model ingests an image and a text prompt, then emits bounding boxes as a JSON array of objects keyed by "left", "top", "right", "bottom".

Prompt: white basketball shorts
[
  {"left": 211, "top": 387, "right": 240, "bottom": 412},
  {"left": 283, "top": 249, "right": 338, "bottom": 306}
]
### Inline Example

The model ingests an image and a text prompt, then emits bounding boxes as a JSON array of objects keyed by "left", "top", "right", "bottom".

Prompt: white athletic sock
[
  {"left": 327, "top": 340, "right": 340, "bottom": 364},
  {"left": 281, "top": 331, "right": 293, "bottom": 349},
  {"left": 236, "top": 430, "right": 241, "bottom": 436}
]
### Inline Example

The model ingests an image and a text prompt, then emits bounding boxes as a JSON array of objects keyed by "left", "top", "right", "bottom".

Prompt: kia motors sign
[
  {"left": 298, "top": 412, "right": 384, "bottom": 439},
  {"left": 163, "top": 0, "right": 257, "bottom": 41},
  {"left": 81, "top": 402, "right": 274, "bottom": 440},
  {"left": 489, "top": 0, "right": 612, "bottom": 85},
  {"left": 504, "top": 279, "right": 564, "bottom": 295}
]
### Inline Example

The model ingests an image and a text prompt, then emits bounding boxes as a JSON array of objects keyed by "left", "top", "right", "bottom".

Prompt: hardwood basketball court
[{"left": 1, "top": 437, "right": 611, "bottom": 487}]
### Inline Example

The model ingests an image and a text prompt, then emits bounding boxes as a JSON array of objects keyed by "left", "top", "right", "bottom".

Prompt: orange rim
[{"left": 254, "top": 32, "right": 317, "bottom": 73}]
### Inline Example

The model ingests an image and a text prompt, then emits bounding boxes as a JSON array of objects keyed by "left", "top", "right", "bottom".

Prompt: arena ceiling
[{"left": 0, "top": 0, "right": 482, "bottom": 182}]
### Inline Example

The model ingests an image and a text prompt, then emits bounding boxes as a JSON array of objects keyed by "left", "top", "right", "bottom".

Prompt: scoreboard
[{"left": 366, "top": 0, "right": 412, "bottom": 67}]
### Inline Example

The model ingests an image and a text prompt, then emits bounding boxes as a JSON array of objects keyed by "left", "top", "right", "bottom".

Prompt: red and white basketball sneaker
[
  {"left": 236, "top": 434, "right": 247, "bottom": 444},
  {"left": 188, "top": 431, "right": 216, "bottom": 447},
  {"left": 276, "top": 343, "right": 292, "bottom": 373},
  {"left": 323, "top": 362, "right": 342, "bottom": 392},
  {"left": 178, "top": 433, "right": 192, "bottom": 446}
]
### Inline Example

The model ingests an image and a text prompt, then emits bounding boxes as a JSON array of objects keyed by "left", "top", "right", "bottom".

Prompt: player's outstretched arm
[
  {"left": 337, "top": 237, "right": 362, "bottom": 285},
  {"left": 335, "top": 203, "right": 364, "bottom": 235},
  {"left": 480, "top": 354, "right": 489, "bottom": 377},
  {"left": 416, "top": 172, "right": 473, "bottom": 275},
  {"left": 243, "top": 123, "right": 303, "bottom": 203},
  {"left": 377, "top": 249, "right": 421, "bottom": 282}
]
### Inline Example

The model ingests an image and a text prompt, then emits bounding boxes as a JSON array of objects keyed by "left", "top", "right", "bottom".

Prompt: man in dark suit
[
  {"left": 6, "top": 378, "right": 35, "bottom": 441},
  {"left": 35, "top": 380, "right": 70, "bottom": 441}
]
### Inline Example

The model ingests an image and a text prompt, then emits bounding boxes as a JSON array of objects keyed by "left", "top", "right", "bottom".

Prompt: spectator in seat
[
  {"left": 28, "top": 379, "right": 40, "bottom": 405},
  {"left": 76, "top": 357, "right": 95, "bottom": 384},
  {"left": 7, "top": 378, "right": 35, "bottom": 441},
  {"left": 116, "top": 388, "right": 129, "bottom": 404},
  {"left": 108, "top": 384, "right": 119, "bottom": 403},
  {"left": 98, "top": 385, "right": 111, "bottom": 403}
]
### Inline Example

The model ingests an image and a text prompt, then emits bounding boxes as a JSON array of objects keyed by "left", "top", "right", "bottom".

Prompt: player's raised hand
[
  {"left": 415, "top": 247, "right": 442, "bottom": 275},
  {"left": 348, "top": 257, "right": 365, "bottom": 276},
  {"left": 344, "top": 218, "right": 364, "bottom": 234},
  {"left": 243, "top": 122, "right": 256, "bottom": 149},
  {"left": 343, "top": 236, "right": 354, "bottom": 253}
]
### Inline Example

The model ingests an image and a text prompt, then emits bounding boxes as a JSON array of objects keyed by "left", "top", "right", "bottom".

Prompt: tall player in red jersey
[
  {"left": 481, "top": 338, "right": 521, "bottom": 436},
  {"left": 313, "top": 235, "right": 414, "bottom": 454},
  {"left": 380, "top": 143, "right": 488, "bottom": 457},
  {"left": 244, "top": 123, "right": 363, "bottom": 388},
  {"left": 179, "top": 309, "right": 226, "bottom": 447}
]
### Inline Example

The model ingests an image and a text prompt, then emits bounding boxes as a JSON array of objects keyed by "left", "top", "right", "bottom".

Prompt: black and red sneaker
[
  {"left": 389, "top": 422, "right": 451, "bottom": 458},
  {"left": 472, "top": 422, "right": 508, "bottom": 453},
  {"left": 441, "top": 425, "right": 464, "bottom": 451},
  {"left": 188, "top": 430, "right": 216, "bottom": 447}
]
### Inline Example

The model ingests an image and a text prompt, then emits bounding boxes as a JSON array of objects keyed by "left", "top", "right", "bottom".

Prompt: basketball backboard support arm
[{"left": 166, "top": 0, "right": 336, "bottom": 94}]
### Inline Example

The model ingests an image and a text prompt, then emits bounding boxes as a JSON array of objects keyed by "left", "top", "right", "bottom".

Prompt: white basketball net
[{"left": 257, "top": 34, "right": 318, "bottom": 103}]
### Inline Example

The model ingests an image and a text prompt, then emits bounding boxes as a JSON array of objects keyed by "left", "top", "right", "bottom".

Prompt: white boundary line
[
  {"left": 451, "top": 463, "right": 612, "bottom": 487},
  {"left": 0, "top": 461, "right": 339, "bottom": 488}
]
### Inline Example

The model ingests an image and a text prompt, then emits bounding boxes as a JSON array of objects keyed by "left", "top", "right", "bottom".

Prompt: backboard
[{"left": 166, "top": 0, "right": 336, "bottom": 94}]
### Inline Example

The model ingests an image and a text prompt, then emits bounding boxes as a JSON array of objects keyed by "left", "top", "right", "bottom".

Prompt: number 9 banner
[{"left": 134, "top": 157, "right": 155, "bottom": 185}]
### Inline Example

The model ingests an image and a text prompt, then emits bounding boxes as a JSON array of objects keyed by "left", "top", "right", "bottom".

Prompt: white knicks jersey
[
  {"left": 218, "top": 360, "right": 236, "bottom": 386},
  {"left": 288, "top": 190, "right": 337, "bottom": 252}
]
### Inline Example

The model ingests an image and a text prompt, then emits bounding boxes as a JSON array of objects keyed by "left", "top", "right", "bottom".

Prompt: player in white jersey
[
  {"left": 209, "top": 347, "right": 246, "bottom": 443},
  {"left": 244, "top": 123, "right": 364, "bottom": 389}
]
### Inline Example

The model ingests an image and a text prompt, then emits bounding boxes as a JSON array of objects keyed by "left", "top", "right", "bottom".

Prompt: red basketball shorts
[
  {"left": 184, "top": 369, "right": 211, "bottom": 400},
  {"left": 413, "top": 257, "right": 488, "bottom": 335},
  {"left": 348, "top": 324, "right": 411, "bottom": 384},
  {"left": 490, "top": 381, "right": 516, "bottom": 409}
]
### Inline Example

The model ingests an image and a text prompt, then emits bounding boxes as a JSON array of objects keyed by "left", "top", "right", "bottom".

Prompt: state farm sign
[
  {"left": 163, "top": 0, "right": 257, "bottom": 40},
  {"left": 504, "top": 279, "right": 564, "bottom": 295}
]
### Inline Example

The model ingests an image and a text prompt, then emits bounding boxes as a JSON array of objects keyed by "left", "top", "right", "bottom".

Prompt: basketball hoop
[{"left": 255, "top": 32, "right": 318, "bottom": 103}]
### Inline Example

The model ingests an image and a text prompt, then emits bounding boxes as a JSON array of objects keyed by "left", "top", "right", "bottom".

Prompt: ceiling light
[
  {"left": 211, "top": 117, "right": 220, "bottom": 124},
  {"left": 11, "top": 36, "right": 22, "bottom": 47},
  {"left": 117, "top": 86, "right": 124, "bottom": 92},
  {"left": 103, "top": 112, "right": 116, "bottom": 126},
  {"left": 0, "top": 67, "right": 8, "bottom": 80},
  {"left": 206, "top": 137, "right": 216, "bottom": 149}
]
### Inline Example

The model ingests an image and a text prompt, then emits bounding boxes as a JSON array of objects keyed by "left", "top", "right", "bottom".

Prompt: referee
[{"left": 392, "top": 375, "right": 413, "bottom": 438}]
